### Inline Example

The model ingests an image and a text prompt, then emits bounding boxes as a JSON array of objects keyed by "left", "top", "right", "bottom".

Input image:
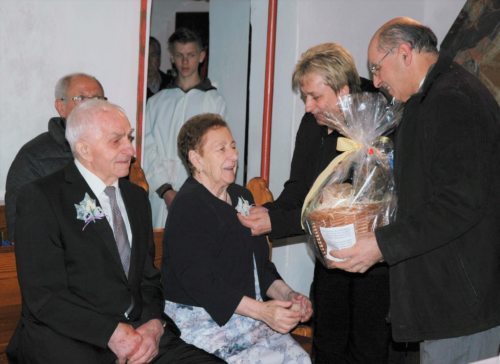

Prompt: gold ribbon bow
[{"left": 301, "top": 137, "right": 362, "bottom": 227}]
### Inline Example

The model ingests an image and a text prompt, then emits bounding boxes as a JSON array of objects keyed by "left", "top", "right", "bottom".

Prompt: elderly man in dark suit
[{"left": 9, "top": 100, "right": 224, "bottom": 363}]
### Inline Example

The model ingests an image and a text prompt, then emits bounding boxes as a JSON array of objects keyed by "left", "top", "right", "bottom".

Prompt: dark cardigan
[{"left": 162, "top": 177, "right": 281, "bottom": 326}]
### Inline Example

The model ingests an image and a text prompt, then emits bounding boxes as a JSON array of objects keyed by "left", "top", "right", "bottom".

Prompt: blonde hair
[{"left": 292, "top": 43, "right": 360, "bottom": 94}]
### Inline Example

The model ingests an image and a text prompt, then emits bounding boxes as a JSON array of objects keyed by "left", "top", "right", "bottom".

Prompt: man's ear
[
  {"left": 198, "top": 50, "right": 206, "bottom": 64},
  {"left": 55, "top": 99, "right": 67, "bottom": 118},
  {"left": 75, "top": 141, "right": 91, "bottom": 162},
  {"left": 399, "top": 43, "right": 413, "bottom": 66}
]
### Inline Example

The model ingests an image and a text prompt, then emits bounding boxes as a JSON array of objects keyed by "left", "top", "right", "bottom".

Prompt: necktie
[{"left": 104, "top": 186, "right": 131, "bottom": 277}]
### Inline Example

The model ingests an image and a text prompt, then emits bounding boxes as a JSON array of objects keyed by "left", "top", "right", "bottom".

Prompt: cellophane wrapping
[{"left": 302, "top": 92, "right": 403, "bottom": 268}]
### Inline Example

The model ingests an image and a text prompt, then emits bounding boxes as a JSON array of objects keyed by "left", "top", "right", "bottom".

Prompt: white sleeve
[{"left": 143, "top": 98, "right": 170, "bottom": 193}]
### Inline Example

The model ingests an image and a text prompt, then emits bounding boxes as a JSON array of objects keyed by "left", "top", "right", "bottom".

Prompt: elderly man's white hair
[{"left": 65, "top": 99, "right": 128, "bottom": 154}]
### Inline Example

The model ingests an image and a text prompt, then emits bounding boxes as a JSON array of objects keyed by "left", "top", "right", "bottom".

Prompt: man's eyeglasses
[
  {"left": 61, "top": 95, "right": 108, "bottom": 103},
  {"left": 369, "top": 48, "right": 395, "bottom": 76}
]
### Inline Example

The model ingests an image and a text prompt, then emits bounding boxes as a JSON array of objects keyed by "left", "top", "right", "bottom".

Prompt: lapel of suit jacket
[{"left": 64, "top": 162, "right": 128, "bottom": 281}]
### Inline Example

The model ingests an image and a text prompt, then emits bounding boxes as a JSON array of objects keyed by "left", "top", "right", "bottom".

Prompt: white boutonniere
[
  {"left": 74, "top": 193, "right": 105, "bottom": 230},
  {"left": 235, "top": 196, "right": 252, "bottom": 216}
]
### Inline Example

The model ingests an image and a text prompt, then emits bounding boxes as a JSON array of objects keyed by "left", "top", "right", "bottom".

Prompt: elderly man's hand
[
  {"left": 237, "top": 206, "right": 272, "bottom": 236},
  {"left": 328, "top": 232, "right": 383, "bottom": 273},
  {"left": 108, "top": 323, "right": 142, "bottom": 364},
  {"left": 127, "top": 319, "right": 164, "bottom": 364}
]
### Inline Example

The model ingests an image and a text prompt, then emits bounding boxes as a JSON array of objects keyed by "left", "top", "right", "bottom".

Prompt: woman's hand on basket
[
  {"left": 328, "top": 232, "right": 383, "bottom": 273},
  {"left": 237, "top": 206, "right": 272, "bottom": 236}
]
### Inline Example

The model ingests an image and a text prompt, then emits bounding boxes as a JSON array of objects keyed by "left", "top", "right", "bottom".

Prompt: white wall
[
  {"left": 210, "top": 1, "right": 251, "bottom": 185},
  {"left": 0, "top": 0, "right": 142, "bottom": 200}
]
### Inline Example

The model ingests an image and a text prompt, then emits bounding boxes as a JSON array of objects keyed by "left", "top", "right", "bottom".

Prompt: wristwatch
[{"left": 156, "top": 183, "right": 173, "bottom": 198}]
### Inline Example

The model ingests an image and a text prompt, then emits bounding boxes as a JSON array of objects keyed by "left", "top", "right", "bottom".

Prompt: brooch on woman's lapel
[
  {"left": 235, "top": 196, "right": 252, "bottom": 216},
  {"left": 75, "top": 193, "right": 106, "bottom": 230}
]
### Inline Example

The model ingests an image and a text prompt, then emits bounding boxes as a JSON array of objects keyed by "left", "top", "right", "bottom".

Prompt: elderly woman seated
[{"left": 162, "top": 113, "right": 313, "bottom": 363}]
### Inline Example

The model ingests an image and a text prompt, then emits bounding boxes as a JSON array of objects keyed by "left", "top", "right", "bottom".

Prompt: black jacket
[
  {"left": 11, "top": 163, "right": 161, "bottom": 361},
  {"left": 5, "top": 117, "right": 72, "bottom": 240},
  {"left": 375, "top": 53, "right": 500, "bottom": 341}
]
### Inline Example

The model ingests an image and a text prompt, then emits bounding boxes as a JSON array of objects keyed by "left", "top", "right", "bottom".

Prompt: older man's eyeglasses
[
  {"left": 369, "top": 48, "right": 395, "bottom": 76},
  {"left": 61, "top": 95, "right": 108, "bottom": 103}
]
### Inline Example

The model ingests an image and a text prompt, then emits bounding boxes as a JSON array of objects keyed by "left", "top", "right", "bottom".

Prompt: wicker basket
[{"left": 307, "top": 202, "right": 383, "bottom": 268}]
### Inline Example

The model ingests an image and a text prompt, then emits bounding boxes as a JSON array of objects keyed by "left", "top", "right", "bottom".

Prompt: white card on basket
[{"left": 319, "top": 224, "right": 356, "bottom": 262}]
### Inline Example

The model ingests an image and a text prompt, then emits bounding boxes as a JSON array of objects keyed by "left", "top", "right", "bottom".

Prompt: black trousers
[
  {"left": 8, "top": 317, "right": 225, "bottom": 364},
  {"left": 311, "top": 261, "right": 390, "bottom": 364}
]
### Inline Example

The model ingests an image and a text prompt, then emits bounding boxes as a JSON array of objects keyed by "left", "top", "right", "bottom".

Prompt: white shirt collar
[
  {"left": 74, "top": 159, "right": 118, "bottom": 196},
  {"left": 74, "top": 159, "right": 132, "bottom": 244}
]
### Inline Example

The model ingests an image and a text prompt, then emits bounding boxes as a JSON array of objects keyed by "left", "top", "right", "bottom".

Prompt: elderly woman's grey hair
[
  {"left": 54, "top": 73, "right": 104, "bottom": 101},
  {"left": 65, "top": 99, "right": 127, "bottom": 155},
  {"left": 178, "top": 113, "right": 228, "bottom": 175}
]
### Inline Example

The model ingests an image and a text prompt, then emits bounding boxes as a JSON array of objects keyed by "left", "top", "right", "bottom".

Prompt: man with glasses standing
[
  {"left": 5, "top": 72, "right": 106, "bottom": 241},
  {"left": 330, "top": 17, "right": 500, "bottom": 363}
]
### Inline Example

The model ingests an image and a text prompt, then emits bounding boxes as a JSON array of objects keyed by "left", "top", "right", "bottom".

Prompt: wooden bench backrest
[
  {"left": 153, "top": 228, "right": 164, "bottom": 269},
  {"left": 0, "top": 247, "right": 21, "bottom": 361}
]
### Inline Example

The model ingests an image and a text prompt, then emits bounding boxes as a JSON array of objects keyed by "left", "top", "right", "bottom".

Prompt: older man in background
[{"left": 5, "top": 73, "right": 106, "bottom": 241}]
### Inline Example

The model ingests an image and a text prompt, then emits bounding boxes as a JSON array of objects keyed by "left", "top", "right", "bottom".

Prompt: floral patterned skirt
[{"left": 164, "top": 261, "right": 311, "bottom": 363}]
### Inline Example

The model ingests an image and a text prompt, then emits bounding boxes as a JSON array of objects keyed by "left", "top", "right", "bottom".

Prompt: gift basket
[{"left": 301, "top": 92, "right": 403, "bottom": 268}]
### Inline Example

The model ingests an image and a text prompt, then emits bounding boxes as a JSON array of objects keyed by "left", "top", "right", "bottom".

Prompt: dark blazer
[
  {"left": 10, "top": 162, "right": 162, "bottom": 363},
  {"left": 375, "top": 53, "right": 500, "bottom": 341}
]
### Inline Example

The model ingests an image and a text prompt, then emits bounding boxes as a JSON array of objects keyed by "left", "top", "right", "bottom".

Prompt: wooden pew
[
  {"left": 0, "top": 247, "right": 21, "bottom": 363},
  {"left": 153, "top": 228, "right": 163, "bottom": 269}
]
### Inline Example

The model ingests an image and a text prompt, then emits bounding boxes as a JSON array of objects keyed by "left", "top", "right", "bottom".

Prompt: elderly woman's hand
[
  {"left": 258, "top": 300, "right": 302, "bottom": 333},
  {"left": 265, "top": 279, "right": 313, "bottom": 323},
  {"left": 236, "top": 296, "right": 301, "bottom": 334},
  {"left": 288, "top": 292, "right": 313, "bottom": 323}
]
